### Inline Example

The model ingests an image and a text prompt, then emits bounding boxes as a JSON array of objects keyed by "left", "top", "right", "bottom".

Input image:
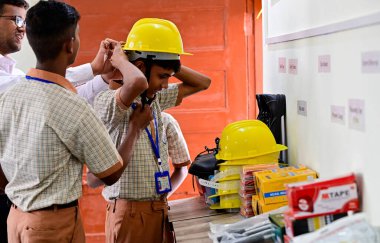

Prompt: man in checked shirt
[
  {"left": 89, "top": 18, "right": 211, "bottom": 243},
  {"left": 0, "top": 1, "right": 152, "bottom": 242}
]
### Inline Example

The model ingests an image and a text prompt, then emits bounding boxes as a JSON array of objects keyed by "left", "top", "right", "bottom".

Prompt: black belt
[{"left": 39, "top": 200, "right": 78, "bottom": 211}]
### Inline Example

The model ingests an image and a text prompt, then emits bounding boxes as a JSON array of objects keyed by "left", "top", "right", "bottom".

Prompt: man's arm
[
  {"left": 168, "top": 166, "right": 189, "bottom": 198},
  {"left": 67, "top": 39, "right": 118, "bottom": 104},
  {"left": 175, "top": 65, "right": 211, "bottom": 105}
]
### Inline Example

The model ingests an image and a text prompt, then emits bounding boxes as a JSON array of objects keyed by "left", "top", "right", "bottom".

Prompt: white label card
[
  {"left": 318, "top": 55, "right": 331, "bottom": 73},
  {"left": 362, "top": 51, "right": 380, "bottom": 73},
  {"left": 331, "top": 105, "right": 345, "bottom": 125},
  {"left": 297, "top": 100, "right": 307, "bottom": 116},
  {"left": 279, "top": 57, "right": 286, "bottom": 73},
  {"left": 348, "top": 99, "right": 365, "bottom": 132},
  {"left": 289, "top": 59, "right": 298, "bottom": 74}
]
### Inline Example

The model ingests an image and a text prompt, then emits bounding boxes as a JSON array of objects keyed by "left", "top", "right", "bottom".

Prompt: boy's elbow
[
  {"left": 198, "top": 77, "right": 211, "bottom": 91},
  {"left": 203, "top": 77, "right": 211, "bottom": 90},
  {"left": 100, "top": 169, "right": 123, "bottom": 186},
  {"left": 134, "top": 76, "right": 148, "bottom": 93},
  {"left": 138, "top": 77, "right": 149, "bottom": 90},
  {"left": 101, "top": 177, "right": 117, "bottom": 186}
]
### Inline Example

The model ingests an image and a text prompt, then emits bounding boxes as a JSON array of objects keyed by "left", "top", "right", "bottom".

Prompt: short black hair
[
  {"left": 0, "top": 0, "right": 29, "bottom": 14},
  {"left": 152, "top": 59, "right": 181, "bottom": 74},
  {"left": 135, "top": 58, "right": 181, "bottom": 74},
  {"left": 26, "top": 0, "right": 80, "bottom": 63}
]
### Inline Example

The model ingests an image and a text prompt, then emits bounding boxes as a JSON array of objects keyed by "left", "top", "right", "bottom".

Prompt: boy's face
[
  {"left": 146, "top": 64, "right": 174, "bottom": 98},
  {"left": 0, "top": 4, "right": 26, "bottom": 55}
]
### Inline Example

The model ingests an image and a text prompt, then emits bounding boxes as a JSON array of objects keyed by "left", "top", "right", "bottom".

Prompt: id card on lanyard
[{"left": 144, "top": 109, "right": 172, "bottom": 194}]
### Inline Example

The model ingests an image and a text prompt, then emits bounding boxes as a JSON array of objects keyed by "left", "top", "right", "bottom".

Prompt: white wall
[{"left": 263, "top": 0, "right": 380, "bottom": 226}]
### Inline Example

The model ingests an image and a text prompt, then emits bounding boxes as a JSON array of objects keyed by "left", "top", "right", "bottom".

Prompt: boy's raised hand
[{"left": 91, "top": 38, "right": 119, "bottom": 75}]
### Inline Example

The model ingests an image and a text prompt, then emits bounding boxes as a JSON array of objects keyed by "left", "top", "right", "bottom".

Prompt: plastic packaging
[{"left": 291, "top": 213, "right": 380, "bottom": 243}]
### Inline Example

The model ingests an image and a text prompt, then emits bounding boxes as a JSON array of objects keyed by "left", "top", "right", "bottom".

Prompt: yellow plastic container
[
  {"left": 208, "top": 179, "right": 241, "bottom": 196},
  {"left": 217, "top": 165, "right": 242, "bottom": 181},
  {"left": 210, "top": 193, "right": 241, "bottom": 209}
]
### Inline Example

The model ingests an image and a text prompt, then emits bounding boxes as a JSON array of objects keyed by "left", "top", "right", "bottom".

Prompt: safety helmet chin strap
[
  {"left": 128, "top": 50, "right": 179, "bottom": 106},
  {"left": 140, "top": 57, "right": 155, "bottom": 107}
]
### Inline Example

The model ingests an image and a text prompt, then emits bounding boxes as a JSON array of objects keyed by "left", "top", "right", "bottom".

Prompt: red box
[{"left": 286, "top": 173, "right": 359, "bottom": 219}]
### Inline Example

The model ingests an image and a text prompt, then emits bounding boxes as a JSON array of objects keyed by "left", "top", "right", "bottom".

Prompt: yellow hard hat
[
  {"left": 123, "top": 18, "right": 191, "bottom": 61},
  {"left": 215, "top": 120, "right": 287, "bottom": 161}
]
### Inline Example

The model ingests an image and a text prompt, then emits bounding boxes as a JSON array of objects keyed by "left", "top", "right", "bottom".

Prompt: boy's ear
[
  {"left": 134, "top": 60, "right": 146, "bottom": 73},
  {"left": 65, "top": 37, "right": 75, "bottom": 54}
]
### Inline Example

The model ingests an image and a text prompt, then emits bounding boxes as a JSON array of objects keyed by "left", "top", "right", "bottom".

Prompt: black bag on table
[{"left": 256, "top": 94, "right": 288, "bottom": 164}]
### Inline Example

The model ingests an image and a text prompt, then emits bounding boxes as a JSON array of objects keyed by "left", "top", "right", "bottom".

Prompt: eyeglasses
[{"left": 0, "top": 15, "right": 26, "bottom": 28}]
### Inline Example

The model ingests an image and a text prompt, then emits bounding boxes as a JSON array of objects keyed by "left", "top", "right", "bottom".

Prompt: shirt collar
[
  {"left": 26, "top": 68, "right": 77, "bottom": 94},
  {"left": 0, "top": 54, "right": 17, "bottom": 75}
]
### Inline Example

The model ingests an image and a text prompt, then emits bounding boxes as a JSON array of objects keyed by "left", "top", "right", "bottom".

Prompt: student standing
[
  {"left": 92, "top": 18, "right": 211, "bottom": 243},
  {"left": 0, "top": 1, "right": 151, "bottom": 242},
  {"left": 0, "top": 1, "right": 117, "bottom": 241}
]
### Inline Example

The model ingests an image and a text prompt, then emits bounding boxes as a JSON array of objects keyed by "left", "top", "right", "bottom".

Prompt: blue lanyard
[
  {"left": 131, "top": 103, "right": 162, "bottom": 171},
  {"left": 145, "top": 112, "right": 164, "bottom": 172},
  {"left": 26, "top": 75, "right": 55, "bottom": 84},
  {"left": 145, "top": 112, "right": 160, "bottom": 159}
]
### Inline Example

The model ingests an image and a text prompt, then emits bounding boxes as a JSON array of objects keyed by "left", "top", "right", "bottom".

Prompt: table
[{"left": 168, "top": 196, "right": 242, "bottom": 243}]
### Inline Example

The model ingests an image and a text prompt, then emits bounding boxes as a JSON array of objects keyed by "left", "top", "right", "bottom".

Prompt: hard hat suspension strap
[{"left": 140, "top": 58, "right": 155, "bottom": 106}]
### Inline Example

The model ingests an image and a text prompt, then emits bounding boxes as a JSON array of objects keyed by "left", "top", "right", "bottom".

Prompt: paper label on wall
[
  {"left": 271, "top": 0, "right": 281, "bottom": 7},
  {"left": 318, "top": 55, "right": 331, "bottom": 73},
  {"left": 348, "top": 99, "right": 365, "bottom": 132},
  {"left": 288, "top": 59, "right": 298, "bottom": 74},
  {"left": 279, "top": 57, "right": 286, "bottom": 73},
  {"left": 330, "top": 105, "right": 345, "bottom": 125},
  {"left": 297, "top": 100, "right": 307, "bottom": 116},
  {"left": 362, "top": 51, "right": 380, "bottom": 73}
]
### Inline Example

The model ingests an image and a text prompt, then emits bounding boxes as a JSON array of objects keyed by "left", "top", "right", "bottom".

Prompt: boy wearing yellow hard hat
[{"left": 89, "top": 18, "right": 211, "bottom": 242}]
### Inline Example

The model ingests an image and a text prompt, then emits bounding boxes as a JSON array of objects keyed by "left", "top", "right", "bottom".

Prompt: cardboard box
[
  {"left": 256, "top": 169, "right": 317, "bottom": 204},
  {"left": 286, "top": 173, "right": 359, "bottom": 219},
  {"left": 252, "top": 195, "right": 288, "bottom": 214},
  {"left": 253, "top": 165, "right": 310, "bottom": 200}
]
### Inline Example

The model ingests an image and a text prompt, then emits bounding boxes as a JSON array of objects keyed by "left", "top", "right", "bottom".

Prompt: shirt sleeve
[
  {"left": 162, "top": 112, "right": 191, "bottom": 167},
  {"left": 157, "top": 84, "right": 179, "bottom": 111},
  {"left": 70, "top": 105, "right": 123, "bottom": 179},
  {"left": 66, "top": 63, "right": 94, "bottom": 86},
  {"left": 94, "top": 89, "right": 131, "bottom": 131},
  {"left": 0, "top": 75, "right": 22, "bottom": 92},
  {"left": 76, "top": 75, "right": 108, "bottom": 106}
]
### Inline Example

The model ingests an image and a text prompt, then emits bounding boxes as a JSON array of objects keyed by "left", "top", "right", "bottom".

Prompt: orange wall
[{"left": 66, "top": 0, "right": 263, "bottom": 241}]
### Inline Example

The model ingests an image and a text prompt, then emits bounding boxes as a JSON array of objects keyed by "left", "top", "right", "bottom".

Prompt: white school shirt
[{"left": 0, "top": 54, "right": 107, "bottom": 105}]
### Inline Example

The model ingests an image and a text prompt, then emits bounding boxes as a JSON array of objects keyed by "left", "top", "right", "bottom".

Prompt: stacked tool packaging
[{"left": 283, "top": 173, "right": 360, "bottom": 240}]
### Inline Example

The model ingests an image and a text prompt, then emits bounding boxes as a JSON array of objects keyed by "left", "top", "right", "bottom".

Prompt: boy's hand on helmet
[
  {"left": 109, "top": 43, "right": 129, "bottom": 70},
  {"left": 91, "top": 38, "right": 119, "bottom": 75}
]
